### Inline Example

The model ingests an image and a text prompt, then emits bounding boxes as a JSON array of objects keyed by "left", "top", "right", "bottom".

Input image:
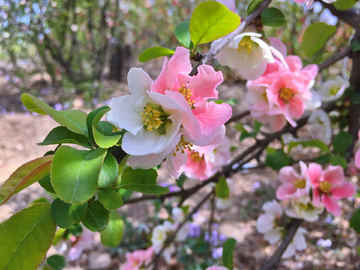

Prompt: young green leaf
[
  {"left": 330, "top": 156, "right": 347, "bottom": 169},
  {"left": 302, "top": 22, "right": 336, "bottom": 58},
  {"left": 98, "top": 187, "right": 123, "bottom": 210},
  {"left": 190, "top": 1, "right": 240, "bottom": 48},
  {"left": 265, "top": 148, "right": 294, "bottom": 171},
  {"left": 100, "top": 211, "right": 125, "bottom": 247},
  {"left": 332, "top": 131, "right": 353, "bottom": 154},
  {"left": 51, "top": 198, "right": 87, "bottom": 228},
  {"left": 0, "top": 203, "right": 56, "bottom": 270},
  {"left": 47, "top": 255, "right": 66, "bottom": 270},
  {"left": 222, "top": 238, "right": 236, "bottom": 269},
  {"left": 0, "top": 155, "right": 53, "bottom": 205},
  {"left": 215, "top": 177, "right": 230, "bottom": 198},
  {"left": 333, "top": 0, "right": 355, "bottom": 10},
  {"left": 119, "top": 167, "right": 169, "bottom": 194},
  {"left": 38, "top": 126, "right": 92, "bottom": 149},
  {"left": 82, "top": 200, "right": 109, "bottom": 232},
  {"left": 287, "top": 139, "right": 330, "bottom": 154},
  {"left": 350, "top": 208, "right": 360, "bottom": 234},
  {"left": 247, "top": 0, "right": 263, "bottom": 15},
  {"left": 175, "top": 21, "right": 192, "bottom": 48},
  {"left": 39, "top": 174, "right": 56, "bottom": 194},
  {"left": 51, "top": 146, "right": 107, "bottom": 204},
  {"left": 21, "top": 93, "right": 88, "bottom": 136},
  {"left": 261, "top": 8, "right": 286, "bottom": 27},
  {"left": 139, "top": 47, "right": 175, "bottom": 62},
  {"left": 98, "top": 152, "right": 119, "bottom": 188}
]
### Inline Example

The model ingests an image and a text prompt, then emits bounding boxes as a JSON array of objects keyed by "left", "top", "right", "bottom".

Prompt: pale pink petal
[
  {"left": 256, "top": 214, "right": 274, "bottom": 233},
  {"left": 355, "top": 149, "right": 360, "bottom": 169},
  {"left": 307, "top": 163, "right": 323, "bottom": 186},
  {"left": 276, "top": 184, "right": 296, "bottom": 201},
  {"left": 192, "top": 102, "right": 232, "bottom": 136},
  {"left": 151, "top": 57, "right": 169, "bottom": 95},
  {"left": 167, "top": 150, "right": 188, "bottom": 179},
  {"left": 285, "top": 55, "right": 303, "bottom": 72},
  {"left": 322, "top": 165, "right": 344, "bottom": 186},
  {"left": 268, "top": 37, "right": 287, "bottom": 57},
  {"left": 312, "top": 188, "right": 321, "bottom": 206},
  {"left": 331, "top": 182, "right": 357, "bottom": 199},
  {"left": 322, "top": 194, "right": 341, "bottom": 216},
  {"left": 279, "top": 166, "right": 301, "bottom": 184},
  {"left": 216, "top": 0, "right": 236, "bottom": 12}
]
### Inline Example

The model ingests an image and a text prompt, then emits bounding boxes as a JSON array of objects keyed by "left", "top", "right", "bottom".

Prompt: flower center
[
  {"left": 173, "top": 137, "right": 193, "bottom": 156},
  {"left": 261, "top": 91, "right": 268, "bottom": 101},
  {"left": 190, "top": 152, "right": 204, "bottom": 162},
  {"left": 329, "top": 86, "right": 340, "bottom": 96},
  {"left": 141, "top": 105, "right": 168, "bottom": 133},
  {"left": 299, "top": 202, "right": 315, "bottom": 211},
  {"left": 294, "top": 179, "right": 306, "bottom": 189},
  {"left": 319, "top": 181, "right": 332, "bottom": 193},
  {"left": 179, "top": 84, "right": 195, "bottom": 107},
  {"left": 279, "top": 88, "right": 294, "bottom": 101},
  {"left": 237, "top": 36, "right": 254, "bottom": 54}
]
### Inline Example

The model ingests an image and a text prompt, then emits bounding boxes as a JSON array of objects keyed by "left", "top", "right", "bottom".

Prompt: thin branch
[
  {"left": 148, "top": 191, "right": 213, "bottom": 267},
  {"left": 318, "top": 45, "right": 352, "bottom": 72},
  {"left": 259, "top": 219, "right": 303, "bottom": 270},
  {"left": 226, "top": 110, "right": 250, "bottom": 125}
]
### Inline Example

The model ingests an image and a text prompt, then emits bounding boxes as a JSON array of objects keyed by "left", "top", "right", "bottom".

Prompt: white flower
[
  {"left": 285, "top": 196, "right": 324, "bottom": 222},
  {"left": 317, "top": 76, "right": 349, "bottom": 102},
  {"left": 264, "top": 227, "right": 284, "bottom": 244},
  {"left": 256, "top": 200, "right": 283, "bottom": 234},
  {"left": 215, "top": 197, "right": 232, "bottom": 211},
  {"left": 282, "top": 228, "right": 307, "bottom": 258},
  {"left": 151, "top": 221, "right": 175, "bottom": 253},
  {"left": 308, "top": 109, "right": 332, "bottom": 145},
  {"left": 176, "top": 223, "right": 190, "bottom": 242},
  {"left": 211, "top": 33, "right": 284, "bottom": 80},
  {"left": 172, "top": 207, "right": 185, "bottom": 223},
  {"left": 162, "top": 244, "right": 176, "bottom": 263}
]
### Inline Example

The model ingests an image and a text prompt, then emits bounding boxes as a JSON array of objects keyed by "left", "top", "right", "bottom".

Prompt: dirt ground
[{"left": 1, "top": 62, "right": 360, "bottom": 270}]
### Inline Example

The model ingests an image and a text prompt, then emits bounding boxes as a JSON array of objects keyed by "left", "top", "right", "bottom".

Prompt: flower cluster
[
  {"left": 106, "top": 47, "right": 232, "bottom": 178},
  {"left": 121, "top": 247, "right": 153, "bottom": 270},
  {"left": 246, "top": 55, "right": 318, "bottom": 131}
]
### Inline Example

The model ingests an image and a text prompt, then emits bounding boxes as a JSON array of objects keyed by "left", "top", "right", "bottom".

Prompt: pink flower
[
  {"left": 216, "top": 0, "right": 236, "bottom": 12},
  {"left": 122, "top": 247, "right": 153, "bottom": 270},
  {"left": 354, "top": 130, "right": 360, "bottom": 169},
  {"left": 308, "top": 163, "right": 357, "bottom": 216},
  {"left": 246, "top": 55, "right": 318, "bottom": 129},
  {"left": 206, "top": 266, "right": 228, "bottom": 270},
  {"left": 183, "top": 136, "right": 231, "bottom": 180},
  {"left": 276, "top": 161, "right": 310, "bottom": 201},
  {"left": 106, "top": 47, "right": 232, "bottom": 178},
  {"left": 293, "top": 0, "right": 336, "bottom": 8},
  {"left": 67, "top": 228, "right": 95, "bottom": 261}
]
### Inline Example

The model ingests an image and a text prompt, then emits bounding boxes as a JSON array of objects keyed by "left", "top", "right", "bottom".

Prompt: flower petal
[
  {"left": 322, "top": 194, "right": 341, "bottom": 216},
  {"left": 127, "top": 68, "right": 154, "bottom": 96},
  {"left": 331, "top": 182, "right": 357, "bottom": 199}
]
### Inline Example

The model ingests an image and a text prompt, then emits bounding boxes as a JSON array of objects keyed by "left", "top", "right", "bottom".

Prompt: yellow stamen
[
  {"left": 179, "top": 84, "right": 195, "bottom": 107},
  {"left": 319, "top": 181, "right": 332, "bottom": 193},
  {"left": 173, "top": 137, "right": 193, "bottom": 156},
  {"left": 299, "top": 202, "right": 315, "bottom": 211},
  {"left": 141, "top": 105, "right": 168, "bottom": 131},
  {"left": 261, "top": 91, "right": 268, "bottom": 101},
  {"left": 294, "top": 179, "right": 306, "bottom": 189},
  {"left": 237, "top": 36, "right": 253, "bottom": 54},
  {"left": 279, "top": 88, "right": 294, "bottom": 101},
  {"left": 190, "top": 152, "right": 204, "bottom": 162},
  {"left": 329, "top": 86, "right": 340, "bottom": 96}
]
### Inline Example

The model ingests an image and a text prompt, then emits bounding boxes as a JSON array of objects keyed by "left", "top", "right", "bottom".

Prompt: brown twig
[
  {"left": 226, "top": 110, "right": 250, "bottom": 125},
  {"left": 318, "top": 45, "right": 352, "bottom": 72}
]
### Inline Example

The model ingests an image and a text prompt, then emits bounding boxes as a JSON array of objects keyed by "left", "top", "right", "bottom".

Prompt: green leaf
[
  {"left": 247, "top": 0, "right": 263, "bottom": 15},
  {"left": 82, "top": 200, "right": 109, "bottom": 232},
  {"left": 98, "top": 153, "right": 119, "bottom": 189},
  {"left": 190, "top": 1, "right": 240, "bottom": 48},
  {"left": 352, "top": 40, "right": 360, "bottom": 52},
  {"left": 350, "top": 208, "right": 360, "bottom": 234},
  {"left": 334, "top": 0, "right": 355, "bottom": 10},
  {"left": 38, "top": 126, "right": 92, "bottom": 149},
  {"left": 261, "top": 8, "right": 286, "bottom": 27},
  {"left": 215, "top": 177, "right": 230, "bottom": 198},
  {"left": 21, "top": 93, "right": 88, "bottom": 136},
  {"left": 0, "top": 203, "right": 56, "bottom": 270},
  {"left": 330, "top": 156, "right": 347, "bottom": 169},
  {"left": 39, "top": 175, "right": 56, "bottom": 194},
  {"left": 175, "top": 21, "right": 192, "bottom": 48},
  {"left": 47, "top": 255, "right": 66, "bottom": 270},
  {"left": 253, "top": 121, "right": 262, "bottom": 134},
  {"left": 68, "top": 224, "right": 83, "bottom": 237},
  {"left": 51, "top": 198, "right": 87, "bottom": 228},
  {"left": 51, "top": 146, "right": 107, "bottom": 204},
  {"left": 265, "top": 148, "right": 294, "bottom": 171},
  {"left": 52, "top": 228, "right": 66, "bottom": 246},
  {"left": 302, "top": 22, "right": 336, "bottom": 58},
  {"left": 176, "top": 174, "right": 187, "bottom": 188},
  {"left": 119, "top": 167, "right": 169, "bottom": 194},
  {"left": 0, "top": 155, "right": 53, "bottom": 205},
  {"left": 287, "top": 139, "right": 330, "bottom": 154},
  {"left": 357, "top": 245, "right": 360, "bottom": 256},
  {"left": 100, "top": 211, "right": 124, "bottom": 247},
  {"left": 332, "top": 131, "right": 353, "bottom": 154},
  {"left": 93, "top": 127, "right": 121, "bottom": 148},
  {"left": 315, "top": 154, "right": 331, "bottom": 164},
  {"left": 222, "top": 238, "right": 236, "bottom": 270},
  {"left": 138, "top": 47, "right": 175, "bottom": 62},
  {"left": 98, "top": 187, "right": 123, "bottom": 210}
]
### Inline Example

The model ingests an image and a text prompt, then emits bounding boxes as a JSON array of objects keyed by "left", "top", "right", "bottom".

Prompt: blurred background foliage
[{"left": 0, "top": 0, "right": 353, "bottom": 102}]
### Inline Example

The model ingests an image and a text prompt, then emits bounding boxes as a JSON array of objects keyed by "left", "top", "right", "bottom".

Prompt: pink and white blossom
[
  {"left": 121, "top": 247, "right": 153, "bottom": 270},
  {"left": 282, "top": 228, "right": 307, "bottom": 259},
  {"left": 285, "top": 196, "right": 324, "bottom": 222},
  {"left": 308, "top": 109, "right": 332, "bottom": 145},
  {"left": 308, "top": 163, "right": 356, "bottom": 216},
  {"left": 183, "top": 135, "right": 231, "bottom": 180},
  {"left": 211, "top": 34, "right": 285, "bottom": 80},
  {"left": 276, "top": 161, "right": 310, "bottom": 201},
  {"left": 67, "top": 227, "right": 95, "bottom": 262}
]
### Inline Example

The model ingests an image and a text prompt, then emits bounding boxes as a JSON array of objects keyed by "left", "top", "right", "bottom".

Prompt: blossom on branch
[
  {"left": 317, "top": 76, "right": 349, "bottom": 102},
  {"left": 121, "top": 247, "right": 153, "bottom": 270},
  {"left": 308, "top": 109, "right": 332, "bottom": 145},
  {"left": 282, "top": 228, "right": 307, "bottom": 259},
  {"left": 285, "top": 196, "right": 324, "bottom": 222}
]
